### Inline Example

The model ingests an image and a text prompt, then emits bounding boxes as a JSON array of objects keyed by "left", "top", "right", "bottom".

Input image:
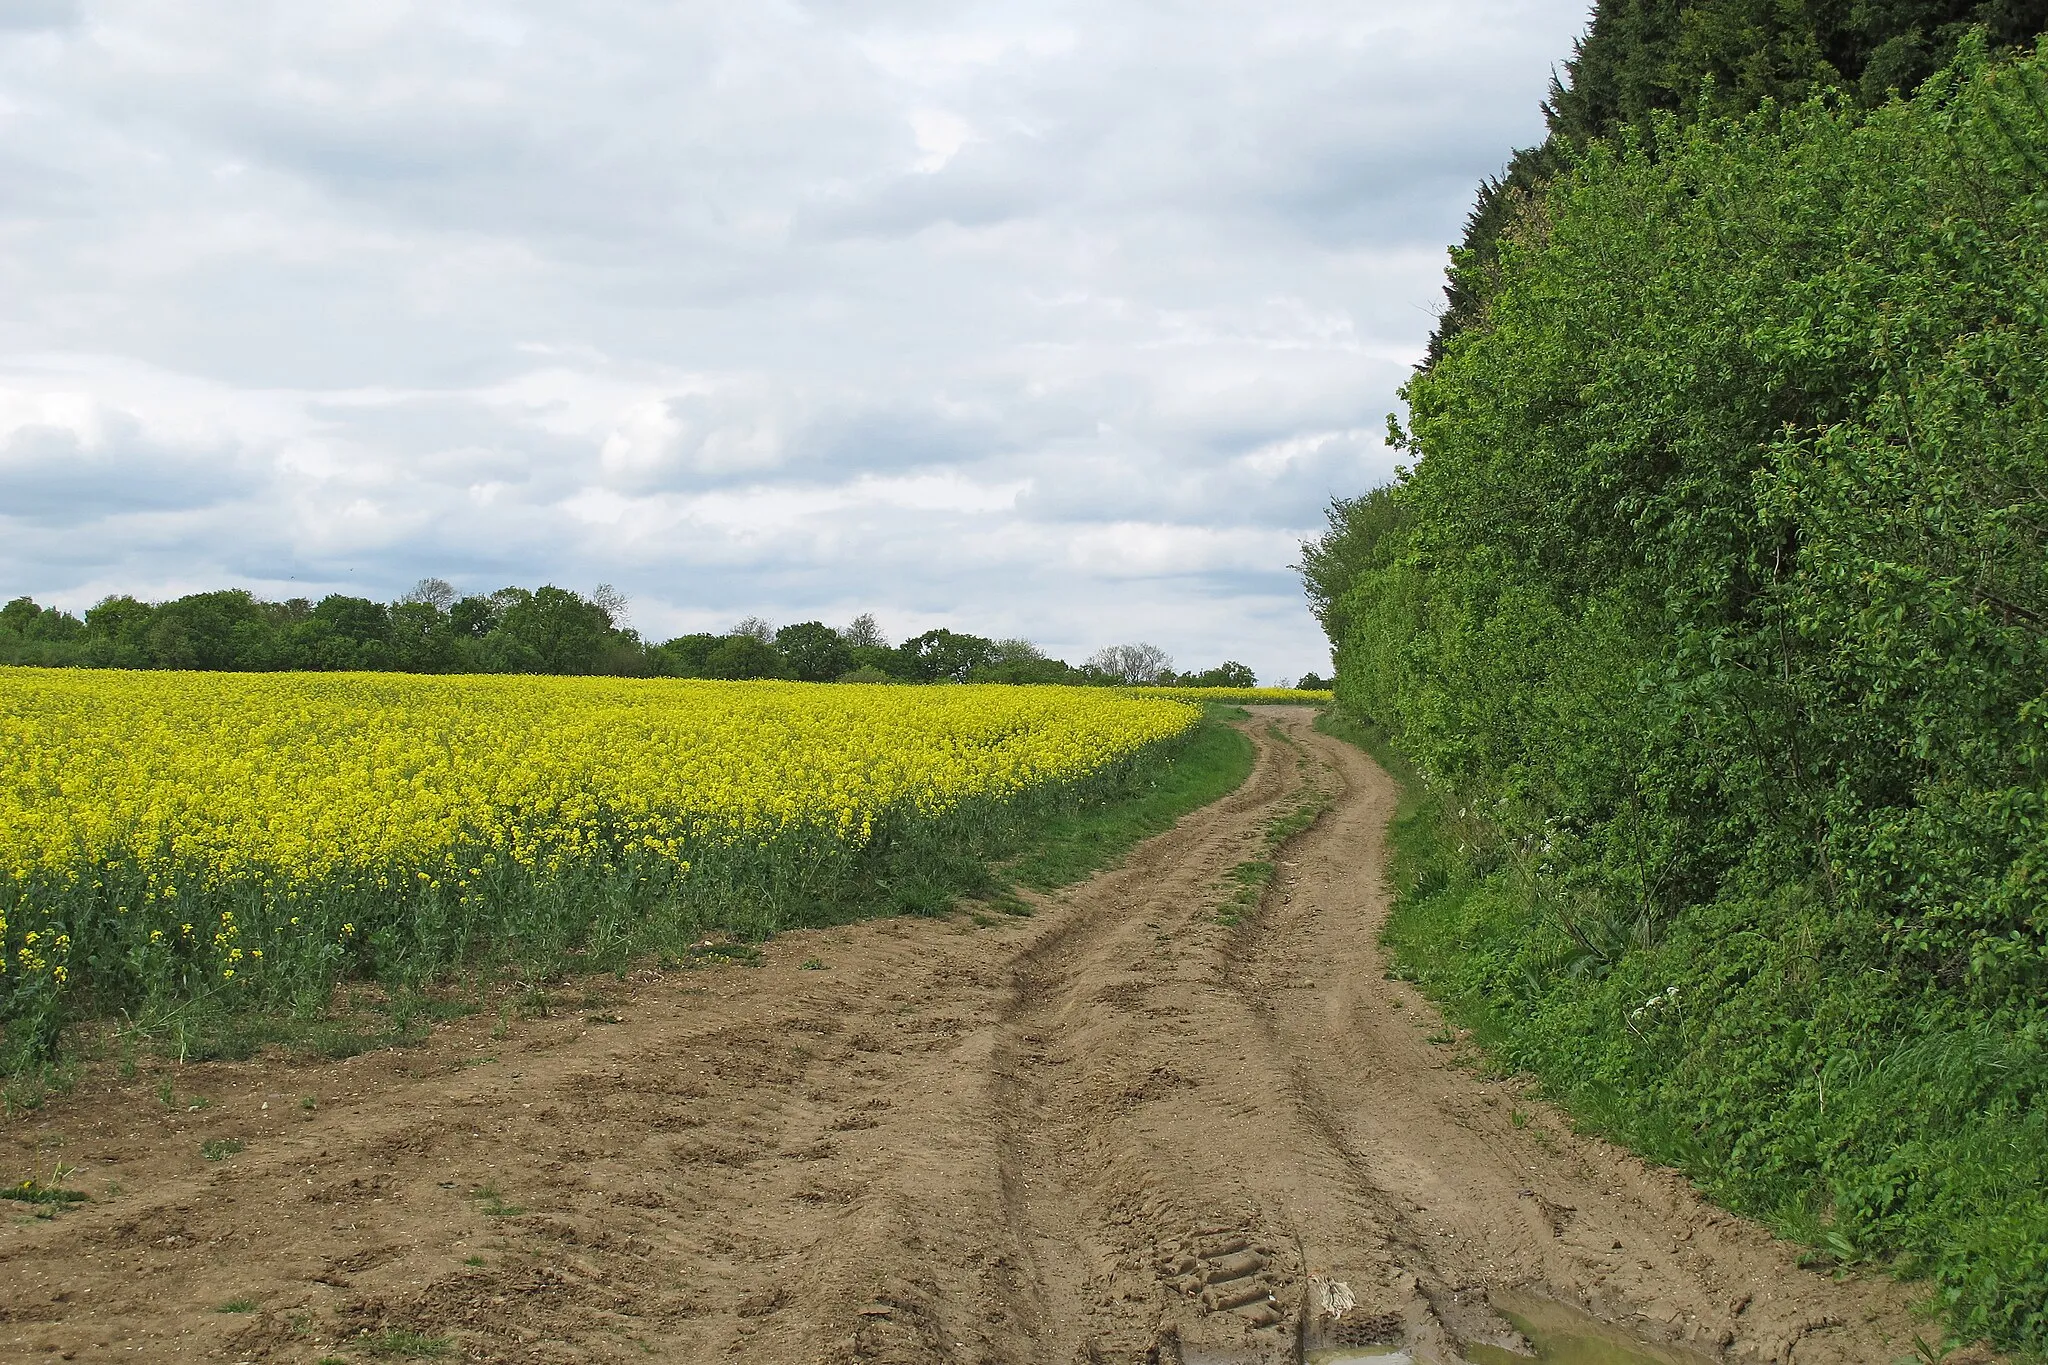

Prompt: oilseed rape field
[{"left": 0, "top": 669, "right": 1198, "bottom": 1056}]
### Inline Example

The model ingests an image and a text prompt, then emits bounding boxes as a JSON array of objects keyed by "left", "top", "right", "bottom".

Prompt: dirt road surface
[{"left": 2, "top": 709, "right": 1974, "bottom": 1364}]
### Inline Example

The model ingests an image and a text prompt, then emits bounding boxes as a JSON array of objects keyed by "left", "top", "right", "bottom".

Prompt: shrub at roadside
[{"left": 1313, "top": 41, "right": 2048, "bottom": 1351}]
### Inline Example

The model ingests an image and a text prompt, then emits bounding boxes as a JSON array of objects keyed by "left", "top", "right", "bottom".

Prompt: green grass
[
  {"left": 472, "top": 1183, "right": 524, "bottom": 1217},
  {"left": 3, "top": 1179, "right": 88, "bottom": 1207},
  {"left": 1317, "top": 707, "right": 2048, "bottom": 1358},
  {"left": 200, "top": 1137, "right": 244, "bottom": 1161},
  {"left": 999, "top": 709, "right": 1255, "bottom": 892},
  {"left": 360, "top": 1330, "right": 453, "bottom": 1359},
  {"left": 217, "top": 1297, "right": 257, "bottom": 1313}
]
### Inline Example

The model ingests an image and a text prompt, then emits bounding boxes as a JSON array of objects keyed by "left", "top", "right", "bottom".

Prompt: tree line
[
  {"left": 1309, "top": 19, "right": 2048, "bottom": 1353},
  {"left": 0, "top": 580, "right": 1295, "bottom": 689}
]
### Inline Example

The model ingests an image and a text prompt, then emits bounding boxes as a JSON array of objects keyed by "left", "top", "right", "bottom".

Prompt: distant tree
[
  {"left": 774, "top": 621, "right": 854, "bottom": 683},
  {"left": 589, "top": 583, "right": 629, "bottom": 627},
  {"left": 990, "top": 638, "right": 1044, "bottom": 664},
  {"left": 0, "top": 596, "right": 87, "bottom": 665},
  {"left": 0, "top": 596, "right": 38, "bottom": 637},
  {"left": 448, "top": 594, "right": 500, "bottom": 639},
  {"left": 840, "top": 613, "right": 888, "bottom": 650},
  {"left": 0, "top": 596, "right": 81, "bottom": 642},
  {"left": 732, "top": 615, "right": 775, "bottom": 644},
  {"left": 1086, "top": 642, "right": 1174, "bottom": 685},
  {"left": 705, "top": 633, "right": 785, "bottom": 680},
  {"left": 80, "top": 595, "right": 156, "bottom": 667},
  {"left": 1179, "top": 661, "right": 1256, "bottom": 689},
  {"left": 969, "top": 655, "right": 1085, "bottom": 685},
  {"left": 388, "top": 599, "right": 454, "bottom": 673},
  {"left": 650, "top": 632, "right": 719, "bottom": 677},
  {"left": 400, "top": 577, "right": 457, "bottom": 611},
  {"left": 283, "top": 594, "right": 394, "bottom": 671},
  {"left": 1297, "top": 671, "right": 1331, "bottom": 690},
  {"left": 899, "top": 628, "right": 1000, "bottom": 683},
  {"left": 147, "top": 590, "right": 275, "bottom": 671},
  {"left": 493, "top": 586, "right": 621, "bottom": 674}
]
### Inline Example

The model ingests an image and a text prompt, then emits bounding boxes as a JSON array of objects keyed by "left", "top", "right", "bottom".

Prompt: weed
[
  {"left": 1510, "top": 1108, "right": 1531, "bottom": 1129},
  {"left": 472, "top": 1183, "right": 524, "bottom": 1217},
  {"left": 3, "top": 1179, "right": 88, "bottom": 1207},
  {"left": 799, "top": 957, "right": 826, "bottom": 970},
  {"left": 300, "top": 1094, "right": 318, "bottom": 1110},
  {"left": 463, "top": 1255, "right": 486, "bottom": 1266},
  {"left": 1902, "top": 1333, "right": 1957, "bottom": 1364},
  {"left": 200, "top": 1138, "right": 244, "bottom": 1161},
  {"left": 217, "top": 1297, "right": 257, "bottom": 1313},
  {"left": 361, "top": 1329, "right": 453, "bottom": 1359}
]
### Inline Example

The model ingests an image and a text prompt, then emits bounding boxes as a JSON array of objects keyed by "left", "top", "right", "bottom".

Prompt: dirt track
[{"left": 1, "top": 708, "right": 1974, "bottom": 1364}]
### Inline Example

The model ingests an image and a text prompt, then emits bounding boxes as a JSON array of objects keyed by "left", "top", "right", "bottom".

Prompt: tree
[
  {"left": 493, "top": 586, "right": 621, "bottom": 674},
  {"left": 732, "top": 616, "right": 774, "bottom": 643},
  {"left": 651, "top": 633, "right": 719, "bottom": 677},
  {"left": 449, "top": 594, "right": 500, "bottom": 639},
  {"left": 1180, "top": 661, "right": 1256, "bottom": 688},
  {"left": 1296, "top": 484, "right": 1410, "bottom": 643},
  {"left": 774, "top": 621, "right": 854, "bottom": 683},
  {"left": 898, "top": 629, "right": 1000, "bottom": 683},
  {"left": 840, "top": 613, "right": 888, "bottom": 650},
  {"left": 590, "top": 583, "right": 629, "bottom": 626},
  {"left": 704, "top": 633, "right": 785, "bottom": 680},
  {"left": 147, "top": 590, "right": 274, "bottom": 671},
  {"left": 388, "top": 600, "right": 454, "bottom": 673},
  {"left": 401, "top": 577, "right": 456, "bottom": 611},
  {"left": 1427, "top": 0, "right": 2048, "bottom": 361},
  {"left": 1086, "top": 642, "right": 1174, "bottom": 685}
]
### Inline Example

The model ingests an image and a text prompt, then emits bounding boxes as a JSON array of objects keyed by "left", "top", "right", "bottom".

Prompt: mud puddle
[
  {"left": 1463, "top": 1290, "right": 1715, "bottom": 1365},
  {"left": 0, "top": 707, "right": 1999, "bottom": 1363}
]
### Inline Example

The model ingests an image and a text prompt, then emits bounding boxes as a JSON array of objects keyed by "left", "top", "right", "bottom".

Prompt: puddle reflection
[{"left": 1464, "top": 1289, "right": 1715, "bottom": 1365}]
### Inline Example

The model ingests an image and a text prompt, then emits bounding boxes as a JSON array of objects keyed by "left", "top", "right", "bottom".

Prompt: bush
[{"left": 1327, "top": 40, "right": 2048, "bottom": 1350}]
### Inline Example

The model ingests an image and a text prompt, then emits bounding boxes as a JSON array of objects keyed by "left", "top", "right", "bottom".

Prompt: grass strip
[{"left": 1000, "top": 706, "right": 1255, "bottom": 892}]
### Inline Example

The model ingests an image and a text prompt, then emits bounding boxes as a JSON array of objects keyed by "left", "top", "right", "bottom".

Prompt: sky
[{"left": 0, "top": 0, "right": 1592, "bottom": 682}]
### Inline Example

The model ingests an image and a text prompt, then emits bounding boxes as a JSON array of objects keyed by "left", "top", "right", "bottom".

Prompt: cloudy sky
[{"left": 0, "top": 0, "right": 1589, "bottom": 681}]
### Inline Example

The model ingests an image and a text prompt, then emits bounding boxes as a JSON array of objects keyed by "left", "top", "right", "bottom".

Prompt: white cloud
[{"left": 0, "top": 0, "right": 1592, "bottom": 679}]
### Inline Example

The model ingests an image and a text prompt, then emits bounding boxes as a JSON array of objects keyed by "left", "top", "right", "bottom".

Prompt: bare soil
[{"left": 1, "top": 709, "right": 1986, "bottom": 1364}]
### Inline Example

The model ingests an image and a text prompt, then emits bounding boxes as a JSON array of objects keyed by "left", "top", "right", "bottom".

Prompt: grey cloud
[
  {"left": 0, "top": 0, "right": 1592, "bottom": 680},
  {"left": 0, "top": 420, "right": 259, "bottom": 524}
]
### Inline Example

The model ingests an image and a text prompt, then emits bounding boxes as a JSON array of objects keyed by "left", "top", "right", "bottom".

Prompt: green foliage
[
  {"left": 1174, "top": 661, "right": 1258, "bottom": 689},
  {"left": 774, "top": 621, "right": 853, "bottom": 682},
  {"left": 998, "top": 710, "right": 1255, "bottom": 891},
  {"left": 1323, "top": 44, "right": 2048, "bottom": 1352},
  {"left": 1430, "top": 4, "right": 2048, "bottom": 359}
]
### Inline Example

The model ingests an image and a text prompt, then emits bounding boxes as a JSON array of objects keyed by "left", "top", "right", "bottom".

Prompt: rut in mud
[{"left": 0, "top": 709, "right": 1982, "bottom": 1364}]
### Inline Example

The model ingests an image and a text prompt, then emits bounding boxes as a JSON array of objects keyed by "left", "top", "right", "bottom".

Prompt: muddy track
[{"left": 0, "top": 709, "right": 1984, "bottom": 1364}]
